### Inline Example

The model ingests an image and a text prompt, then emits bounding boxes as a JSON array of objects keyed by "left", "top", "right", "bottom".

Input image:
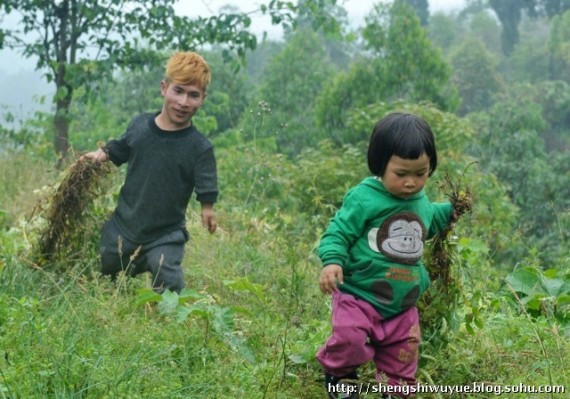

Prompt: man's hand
[
  {"left": 320, "top": 264, "right": 344, "bottom": 295},
  {"left": 200, "top": 203, "right": 217, "bottom": 234},
  {"left": 80, "top": 148, "right": 108, "bottom": 163}
]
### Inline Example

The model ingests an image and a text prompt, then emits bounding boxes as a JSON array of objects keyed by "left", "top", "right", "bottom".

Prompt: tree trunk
[
  {"left": 54, "top": 0, "right": 71, "bottom": 168},
  {"left": 54, "top": 85, "right": 72, "bottom": 167},
  {"left": 490, "top": 0, "right": 522, "bottom": 56}
]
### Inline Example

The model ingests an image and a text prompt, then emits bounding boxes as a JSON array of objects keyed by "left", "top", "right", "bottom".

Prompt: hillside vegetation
[{"left": 1, "top": 1, "right": 569, "bottom": 398}]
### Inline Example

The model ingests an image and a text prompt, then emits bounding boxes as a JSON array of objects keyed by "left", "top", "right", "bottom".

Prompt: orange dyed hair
[{"left": 164, "top": 51, "right": 211, "bottom": 90}]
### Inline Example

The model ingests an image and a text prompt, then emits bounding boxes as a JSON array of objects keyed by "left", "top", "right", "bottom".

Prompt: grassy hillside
[{"left": 0, "top": 149, "right": 567, "bottom": 398}]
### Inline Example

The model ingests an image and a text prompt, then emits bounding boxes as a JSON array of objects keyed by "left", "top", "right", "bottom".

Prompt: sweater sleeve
[
  {"left": 104, "top": 119, "right": 136, "bottom": 166},
  {"left": 317, "top": 190, "right": 367, "bottom": 267},
  {"left": 427, "top": 201, "right": 453, "bottom": 239},
  {"left": 194, "top": 146, "right": 218, "bottom": 204}
]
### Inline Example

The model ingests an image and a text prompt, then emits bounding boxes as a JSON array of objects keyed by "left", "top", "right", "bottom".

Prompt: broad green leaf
[
  {"left": 230, "top": 305, "right": 254, "bottom": 317},
  {"left": 237, "top": 342, "right": 256, "bottom": 364},
  {"left": 135, "top": 288, "right": 162, "bottom": 307},
  {"left": 54, "top": 86, "right": 69, "bottom": 102},
  {"left": 158, "top": 290, "right": 179, "bottom": 315},
  {"left": 465, "top": 321, "right": 475, "bottom": 335},
  {"left": 543, "top": 269, "right": 559, "bottom": 279},
  {"left": 178, "top": 288, "right": 206, "bottom": 304},
  {"left": 288, "top": 353, "right": 308, "bottom": 365},
  {"left": 523, "top": 295, "right": 543, "bottom": 311},
  {"left": 505, "top": 267, "right": 543, "bottom": 296},
  {"left": 556, "top": 294, "right": 570, "bottom": 306},
  {"left": 186, "top": 305, "right": 211, "bottom": 319},
  {"left": 212, "top": 306, "right": 235, "bottom": 333},
  {"left": 224, "top": 277, "right": 266, "bottom": 303},
  {"left": 465, "top": 313, "right": 475, "bottom": 335},
  {"left": 175, "top": 306, "right": 192, "bottom": 323},
  {"left": 458, "top": 237, "right": 489, "bottom": 254},
  {"left": 543, "top": 277, "right": 565, "bottom": 297},
  {"left": 472, "top": 306, "right": 480, "bottom": 318},
  {"left": 474, "top": 316, "right": 484, "bottom": 329}
]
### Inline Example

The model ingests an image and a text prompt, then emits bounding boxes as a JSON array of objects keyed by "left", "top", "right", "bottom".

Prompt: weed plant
[{"left": 37, "top": 159, "right": 112, "bottom": 261}]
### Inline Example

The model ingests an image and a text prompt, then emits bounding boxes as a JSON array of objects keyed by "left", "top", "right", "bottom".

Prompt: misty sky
[{"left": 0, "top": 0, "right": 466, "bottom": 118}]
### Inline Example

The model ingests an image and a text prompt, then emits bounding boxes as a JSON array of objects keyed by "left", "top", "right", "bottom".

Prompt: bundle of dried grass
[
  {"left": 427, "top": 163, "right": 475, "bottom": 288},
  {"left": 419, "top": 164, "right": 475, "bottom": 332},
  {"left": 38, "top": 159, "right": 111, "bottom": 260}
]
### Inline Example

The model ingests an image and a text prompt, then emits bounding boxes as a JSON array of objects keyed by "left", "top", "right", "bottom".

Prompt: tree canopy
[
  {"left": 314, "top": 1, "right": 458, "bottom": 142},
  {"left": 0, "top": 0, "right": 308, "bottom": 162},
  {"left": 489, "top": 0, "right": 570, "bottom": 54}
]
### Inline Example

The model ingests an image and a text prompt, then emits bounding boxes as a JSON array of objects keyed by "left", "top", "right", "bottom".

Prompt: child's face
[
  {"left": 159, "top": 81, "right": 205, "bottom": 129},
  {"left": 381, "top": 154, "right": 430, "bottom": 199}
]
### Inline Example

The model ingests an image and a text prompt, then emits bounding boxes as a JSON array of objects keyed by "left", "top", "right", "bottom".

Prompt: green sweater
[{"left": 318, "top": 177, "right": 452, "bottom": 318}]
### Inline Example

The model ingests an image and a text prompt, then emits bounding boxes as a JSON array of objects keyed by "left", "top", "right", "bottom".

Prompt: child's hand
[
  {"left": 451, "top": 210, "right": 459, "bottom": 223},
  {"left": 320, "top": 264, "right": 344, "bottom": 295},
  {"left": 448, "top": 210, "right": 459, "bottom": 230}
]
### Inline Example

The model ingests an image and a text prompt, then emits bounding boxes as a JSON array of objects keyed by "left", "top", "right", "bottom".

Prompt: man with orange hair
[{"left": 83, "top": 51, "right": 217, "bottom": 293}]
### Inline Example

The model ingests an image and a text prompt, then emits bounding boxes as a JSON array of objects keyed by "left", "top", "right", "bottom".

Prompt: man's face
[{"left": 159, "top": 81, "right": 205, "bottom": 129}]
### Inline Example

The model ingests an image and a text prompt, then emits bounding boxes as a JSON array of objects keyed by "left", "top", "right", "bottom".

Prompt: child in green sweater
[{"left": 317, "top": 113, "right": 454, "bottom": 399}]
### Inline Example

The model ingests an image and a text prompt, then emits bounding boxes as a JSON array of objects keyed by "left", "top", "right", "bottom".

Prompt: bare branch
[
  {"left": 79, "top": 0, "right": 116, "bottom": 37},
  {"left": 94, "top": 0, "right": 126, "bottom": 62},
  {"left": 70, "top": 0, "right": 78, "bottom": 64},
  {"left": 43, "top": 5, "right": 55, "bottom": 73}
]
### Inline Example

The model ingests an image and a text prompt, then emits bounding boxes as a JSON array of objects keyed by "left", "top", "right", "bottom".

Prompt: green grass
[
  {"left": 0, "top": 151, "right": 568, "bottom": 398},
  {"left": 0, "top": 152, "right": 56, "bottom": 228}
]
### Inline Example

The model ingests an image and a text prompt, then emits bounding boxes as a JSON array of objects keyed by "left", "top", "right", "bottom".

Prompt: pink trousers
[{"left": 317, "top": 291, "right": 420, "bottom": 389}]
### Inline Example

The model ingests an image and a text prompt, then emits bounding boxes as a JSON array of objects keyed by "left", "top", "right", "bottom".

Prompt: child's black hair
[{"left": 367, "top": 112, "right": 437, "bottom": 177}]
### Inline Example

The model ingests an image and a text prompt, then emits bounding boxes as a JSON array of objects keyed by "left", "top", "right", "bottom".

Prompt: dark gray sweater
[{"left": 105, "top": 113, "right": 218, "bottom": 243}]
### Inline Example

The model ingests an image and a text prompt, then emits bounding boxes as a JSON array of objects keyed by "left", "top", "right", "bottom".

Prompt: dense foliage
[{"left": 1, "top": 0, "right": 568, "bottom": 397}]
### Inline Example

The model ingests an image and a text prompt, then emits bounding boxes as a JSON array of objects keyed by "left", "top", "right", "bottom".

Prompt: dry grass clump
[
  {"left": 38, "top": 159, "right": 111, "bottom": 261},
  {"left": 428, "top": 164, "right": 475, "bottom": 288}
]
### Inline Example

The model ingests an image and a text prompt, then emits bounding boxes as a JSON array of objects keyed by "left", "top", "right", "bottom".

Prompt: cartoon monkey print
[
  {"left": 367, "top": 213, "right": 427, "bottom": 309},
  {"left": 367, "top": 212, "right": 426, "bottom": 265}
]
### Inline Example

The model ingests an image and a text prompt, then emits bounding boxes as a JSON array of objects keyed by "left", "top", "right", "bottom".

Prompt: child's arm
[
  {"left": 317, "top": 190, "right": 367, "bottom": 293},
  {"left": 427, "top": 202, "right": 454, "bottom": 239}
]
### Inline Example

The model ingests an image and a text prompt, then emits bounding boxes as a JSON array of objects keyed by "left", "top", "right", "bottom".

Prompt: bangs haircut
[
  {"left": 165, "top": 51, "right": 211, "bottom": 91},
  {"left": 368, "top": 112, "right": 438, "bottom": 177}
]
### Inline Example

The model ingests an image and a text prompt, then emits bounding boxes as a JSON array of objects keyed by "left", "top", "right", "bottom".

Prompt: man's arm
[
  {"left": 194, "top": 145, "right": 218, "bottom": 235},
  {"left": 82, "top": 116, "right": 139, "bottom": 165},
  {"left": 81, "top": 148, "right": 108, "bottom": 163}
]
